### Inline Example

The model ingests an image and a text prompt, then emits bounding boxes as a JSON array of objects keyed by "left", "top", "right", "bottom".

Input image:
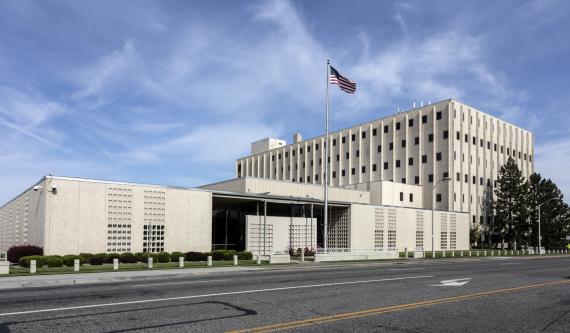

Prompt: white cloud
[{"left": 0, "top": 87, "right": 66, "bottom": 127}]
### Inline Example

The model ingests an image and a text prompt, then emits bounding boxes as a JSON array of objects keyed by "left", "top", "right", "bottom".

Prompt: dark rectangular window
[
  {"left": 307, "top": 146, "right": 311, "bottom": 153},
  {"left": 332, "top": 171, "right": 337, "bottom": 178},
  {"left": 436, "top": 152, "right": 442, "bottom": 161},
  {"left": 316, "top": 143, "right": 319, "bottom": 150},
  {"left": 356, "top": 150, "right": 360, "bottom": 157},
  {"left": 456, "top": 131, "right": 460, "bottom": 140},
  {"left": 372, "top": 164, "right": 377, "bottom": 172},
  {"left": 396, "top": 122, "right": 401, "bottom": 130},
  {"left": 443, "top": 130, "right": 448, "bottom": 139},
  {"left": 401, "top": 139, "right": 406, "bottom": 148},
  {"left": 456, "top": 172, "right": 460, "bottom": 181},
  {"left": 473, "top": 176, "right": 476, "bottom": 184},
  {"left": 480, "top": 177, "right": 483, "bottom": 185},
  {"left": 530, "top": 155, "right": 532, "bottom": 162},
  {"left": 507, "top": 148, "right": 510, "bottom": 155},
  {"left": 384, "top": 162, "right": 389, "bottom": 170},
  {"left": 285, "top": 152, "right": 289, "bottom": 158},
  {"left": 501, "top": 146, "right": 504, "bottom": 153},
  {"left": 300, "top": 148, "right": 303, "bottom": 154},
  {"left": 409, "top": 119, "right": 414, "bottom": 127},
  {"left": 400, "top": 192, "right": 404, "bottom": 201},
  {"left": 333, "top": 139, "right": 337, "bottom": 146},
  {"left": 396, "top": 160, "right": 401, "bottom": 168},
  {"left": 428, "top": 133, "right": 434, "bottom": 142},
  {"left": 346, "top": 152, "right": 349, "bottom": 159},
  {"left": 389, "top": 142, "right": 393, "bottom": 150},
  {"left": 310, "top": 160, "right": 313, "bottom": 167},
  {"left": 377, "top": 145, "right": 382, "bottom": 153},
  {"left": 428, "top": 174, "right": 433, "bottom": 182},
  {"left": 278, "top": 153, "right": 282, "bottom": 159},
  {"left": 436, "top": 111, "right": 442, "bottom": 120},
  {"left": 362, "top": 131, "right": 366, "bottom": 139},
  {"left": 480, "top": 139, "right": 483, "bottom": 147},
  {"left": 351, "top": 134, "right": 356, "bottom": 141},
  {"left": 494, "top": 143, "right": 497, "bottom": 151},
  {"left": 443, "top": 172, "right": 449, "bottom": 178},
  {"left": 299, "top": 177, "right": 303, "bottom": 182},
  {"left": 351, "top": 168, "right": 356, "bottom": 175},
  {"left": 315, "top": 174, "right": 319, "bottom": 181},
  {"left": 372, "top": 128, "right": 377, "bottom": 136},
  {"left": 473, "top": 136, "right": 476, "bottom": 145},
  {"left": 384, "top": 125, "right": 389, "bottom": 133},
  {"left": 408, "top": 157, "right": 413, "bottom": 165},
  {"left": 341, "top": 169, "right": 346, "bottom": 176},
  {"left": 422, "top": 115, "right": 428, "bottom": 123},
  {"left": 361, "top": 166, "right": 366, "bottom": 173},
  {"left": 487, "top": 141, "right": 490, "bottom": 149},
  {"left": 307, "top": 176, "right": 311, "bottom": 182},
  {"left": 464, "top": 174, "right": 468, "bottom": 183},
  {"left": 422, "top": 155, "right": 427, "bottom": 163},
  {"left": 336, "top": 154, "right": 339, "bottom": 161},
  {"left": 401, "top": 177, "right": 406, "bottom": 184},
  {"left": 409, "top": 193, "right": 414, "bottom": 202},
  {"left": 272, "top": 155, "right": 275, "bottom": 161},
  {"left": 464, "top": 134, "right": 468, "bottom": 143},
  {"left": 436, "top": 193, "right": 442, "bottom": 202},
  {"left": 414, "top": 176, "right": 419, "bottom": 184},
  {"left": 415, "top": 136, "right": 419, "bottom": 145}
]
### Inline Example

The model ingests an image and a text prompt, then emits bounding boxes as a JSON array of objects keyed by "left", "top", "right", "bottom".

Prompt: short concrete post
[
  {"left": 442, "top": 251, "right": 446, "bottom": 258},
  {"left": 451, "top": 251, "right": 455, "bottom": 257},
  {"left": 404, "top": 247, "right": 408, "bottom": 259},
  {"left": 148, "top": 257, "right": 153, "bottom": 269},
  {"left": 469, "top": 250, "right": 472, "bottom": 256},
  {"left": 233, "top": 255, "right": 238, "bottom": 266},
  {"left": 432, "top": 251, "right": 435, "bottom": 259},
  {"left": 476, "top": 251, "right": 480, "bottom": 257},
  {"left": 484, "top": 251, "right": 487, "bottom": 256},
  {"left": 460, "top": 250, "right": 463, "bottom": 257},
  {"left": 113, "top": 258, "right": 119, "bottom": 270},
  {"left": 30, "top": 260, "right": 37, "bottom": 274},
  {"left": 300, "top": 250, "right": 305, "bottom": 263},
  {"left": 74, "top": 259, "right": 80, "bottom": 272},
  {"left": 179, "top": 257, "right": 184, "bottom": 268},
  {"left": 207, "top": 255, "right": 212, "bottom": 267},
  {"left": 256, "top": 255, "right": 261, "bottom": 265}
]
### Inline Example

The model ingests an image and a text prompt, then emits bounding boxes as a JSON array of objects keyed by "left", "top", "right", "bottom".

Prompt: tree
[
  {"left": 494, "top": 157, "right": 528, "bottom": 249},
  {"left": 525, "top": 173, "right": 570, "bottom": 249}
]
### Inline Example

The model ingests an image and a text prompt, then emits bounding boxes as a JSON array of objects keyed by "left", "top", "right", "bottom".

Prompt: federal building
[{"left": 0, "top": 99, "right": 533, "bottom": 258}]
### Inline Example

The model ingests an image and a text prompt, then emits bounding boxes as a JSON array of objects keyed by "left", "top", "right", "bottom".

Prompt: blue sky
[{"left": 1, "top": 0, "right": 570, "bottom": 204}]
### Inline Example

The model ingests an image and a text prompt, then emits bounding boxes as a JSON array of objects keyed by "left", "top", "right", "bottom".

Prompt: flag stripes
[{"left": 329, "top": 65, "right": 356, "bottom": 93}]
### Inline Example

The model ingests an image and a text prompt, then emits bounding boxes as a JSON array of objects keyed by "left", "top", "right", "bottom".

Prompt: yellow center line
[{"left": 227, "top": 280, "right": 570, "bottom": 333}]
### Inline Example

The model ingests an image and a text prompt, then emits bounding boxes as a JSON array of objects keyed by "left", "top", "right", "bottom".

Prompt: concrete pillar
[
  {"left": 256, "top": 255, "right": 261, "bottom": 265},
  {"left": 233, "top": 255, "right": 238, "bottom": 266},
  {"left": 30, "top": 260, "right": 37, "bottom": 274},
  {"left": 113, "top": 258, "right": 119, "bottom": 270},
  {"left": 207, "top": 256, "right": 212, "bottom": 267},
  {"left": 179, "top": 257, "right": 184, "bottom": 268},
  {"left": 405, "top": 247, "right": 408, "bottom": 259},
  {"left": 148, "top": 257, "right": 153, "bottom": 269},
  {"left": 74, "top": 259, "right": 80, "bottom": 272}
]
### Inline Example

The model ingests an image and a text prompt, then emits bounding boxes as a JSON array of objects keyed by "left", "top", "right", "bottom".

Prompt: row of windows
[{"left": 455, "top": 132, "right": 532, "bottom": 161}]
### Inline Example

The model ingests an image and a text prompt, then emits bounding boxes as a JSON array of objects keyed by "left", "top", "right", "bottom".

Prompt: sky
[{"left": 1, "top": 0, "right": 570, "bottom": 204}]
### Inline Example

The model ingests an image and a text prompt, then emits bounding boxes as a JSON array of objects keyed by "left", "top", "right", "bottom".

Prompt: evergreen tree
[
  {"left": 494, "top": 157, "right": 528, "bottom": 249},
  {"left": 525, "top": 173, "right": 569, "bottom": 249}
]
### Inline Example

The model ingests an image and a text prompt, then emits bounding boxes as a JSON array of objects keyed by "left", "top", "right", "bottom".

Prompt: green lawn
[{"left": 3, "top": 260, "right": 264, "bottom": 276}]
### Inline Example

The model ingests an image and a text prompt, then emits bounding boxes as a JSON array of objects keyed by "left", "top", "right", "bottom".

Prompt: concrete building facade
[{"left": 236, "top": 99, "right": 534, "bottom": 239}]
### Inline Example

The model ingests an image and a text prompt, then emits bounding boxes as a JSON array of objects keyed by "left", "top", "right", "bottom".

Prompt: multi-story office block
[{"left": 236, "top": 99, "right": 534, "bottom": 236}]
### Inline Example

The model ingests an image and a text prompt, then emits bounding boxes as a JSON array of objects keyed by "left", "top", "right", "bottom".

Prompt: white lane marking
[
  {"left": 388, "top": 268, "right": 426, "bottom": 271},
  {"left": 133, "top": 279, "right": 230, "bottom": 287},
  {"left": 0, "top": 275, "right": 433, "bottom": 317},
  {"left": 500, "top": 263, "right": 521, "bottom": 266},
  {"left": 430, "top": 278, "right": 471, "bottom": 287}
]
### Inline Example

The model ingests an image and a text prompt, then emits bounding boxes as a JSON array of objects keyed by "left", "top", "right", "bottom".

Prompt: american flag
[{"left": 329, "top": 65, "right": 356, "bottom": 93}]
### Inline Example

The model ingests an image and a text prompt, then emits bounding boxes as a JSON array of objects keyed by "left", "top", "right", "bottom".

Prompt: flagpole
[{"left": 324, "top": 59, "right": 330, "bottom": 254}]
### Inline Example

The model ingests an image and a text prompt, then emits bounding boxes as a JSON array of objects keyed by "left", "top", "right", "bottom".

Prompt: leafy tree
[{"left": 494, "top": 158, "right": 528, "bottom": 249}]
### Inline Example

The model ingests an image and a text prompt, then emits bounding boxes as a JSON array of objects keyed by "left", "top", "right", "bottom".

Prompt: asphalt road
[{"left": 0, "top": 256, "right": 569, "bottom": 332}]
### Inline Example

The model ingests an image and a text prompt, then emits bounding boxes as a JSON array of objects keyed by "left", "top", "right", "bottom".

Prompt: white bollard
[
  {"left": 484, "top": 251, "right": 487, "bottom": 256},
  {"left": 469, "top": 250, "right": 472, "bottom": 256},
  {"left": 460, "top": 250, "right": 463, "bottom": 257},
  {"left": 74, "top": 259, "right": 80, "bottom": 272},
  {"left": 452, "top": 251, "right": 455, "bottom": 257},
  {"left": 432, "top": 251, "right": 435, "bottom": 259},
  {"left": 442, "top": 251, "right": 446, "bottom": 258},
  {"left": 148, "top": 257, "right": 153, "bottom": 269},
  {"left": 30, "top": 260, "right": 37, "bottom": 274},
  {"left": 256, "top": 255, "right": 261, "bottom": 265},
  {"left": 300, "top": 250, "right": 305, "bottom": 263},
  {"left": 113, "top": 258, "right": 119, "bottom": 270},
  {"left": 477, "top": 251, "right": 480, "bottom": 257},
  {"left": 207, "top": 255, "right": 212, "bottom": 267},
  {"left": 233, "top": 255, "right": 238, "bottom": 266},
  {"left": 179, "top": 256, "right": 184, "bottom": 268},
  {"left": 404, "top": 247, "right": 408, "bottom": 259}
]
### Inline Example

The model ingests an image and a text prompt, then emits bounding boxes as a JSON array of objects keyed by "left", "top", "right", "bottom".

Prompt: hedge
[
  {"left": 106, "top": 253, "right": 121, "bottom": 264},
  {"left": 62, "top": 255, "right": 82, "bottom": 267},
  {"left": 19, "top": 255, "right": 48, "bottom": 268},
  {"left": 156, "top": 252, "right": 170, "bottom": 263},
  {"left": 119, "top": 252, "right": 138, "bottom": 264},
  {"left": 7, "top": 245, "right": 43, "bottom": 263},
  {"left": 47, "top": 255, "right": 64, "bottom": 267},
  {"left": 185, "top": 251, "right": 208, "bottom": 261},
  {"left": 90, "top": 253, "right": 108, "bottom": 265},
  {"left": 237, "top": 251, "right": 253, "bottom": 260},
  {"left": 79, "top": 253, "right": 94, "bottom": 263},
  {"left": 170, "top": 252, "right": 184, "bottom": 262}
]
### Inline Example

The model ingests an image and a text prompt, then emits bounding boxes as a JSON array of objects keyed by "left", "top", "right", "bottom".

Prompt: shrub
[
  {"left": 135, "top": 252, "right": 147, "bottom": 263},
  {"left": 157, "top": 252, "right": 171, "bottom": 263},
  {"left": 185, "top": 251, "right": 207, "bottom": 261},
  {"left": 7, "top": 245, "right": 43, "bottom": 263},
  {"left": 211, "top": 250, "right": 226, "bottom": 261},
  {"left": 47, "top": 255, "right": 64, "bottom": 267},
  {"left": 119, "top": 252, "right": 138, "bottom": 264},
  {"left": 62, "top": 255, "right": 82, "bottom": 267},
  {"left": 106, "top": 253, "right": 121, "bottom": 264},
  {"left": 237, "top": 251, "right": 253, "bottom": 260},
  {"left": 19, "top": 255, "right": 48, "bottom": 268},
  {"left": 136, "top": 252, "right": 158, "bottom": 263},
  {"left": 170, "top": 252, "right": 184, "bottom": 262},
  {"left": 79, "top": 253, "right": 93, "bottom": 263},
  {"left": 304, "top": 247, "right": 315, "bottom": 256},
  {"left": 90, "top": 253, "right": 107, "bottom": 265}
]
